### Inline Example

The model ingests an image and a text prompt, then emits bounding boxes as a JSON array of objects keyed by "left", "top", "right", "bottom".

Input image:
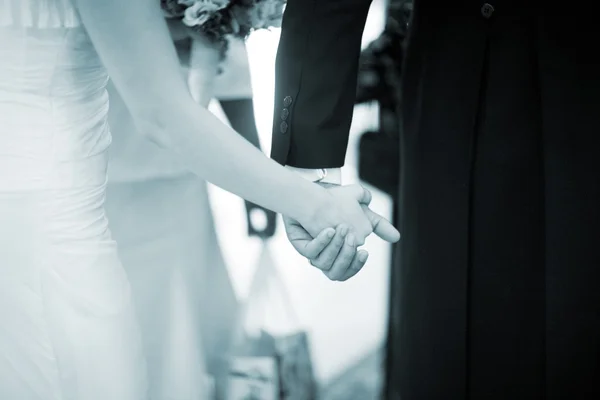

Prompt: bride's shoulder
[{"left": 0, "top": 0, "right": 81, "bottom": 28}]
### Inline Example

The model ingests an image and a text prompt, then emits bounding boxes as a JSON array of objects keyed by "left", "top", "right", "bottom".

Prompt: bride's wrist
[
  {"left": 294, "top": 182, "right": 335, "bottom": 233},
  {"left": 288, "top": 179, "right": 325, "bottom": 218}
]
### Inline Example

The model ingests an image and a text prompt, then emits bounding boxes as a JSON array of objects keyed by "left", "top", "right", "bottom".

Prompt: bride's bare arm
[{"left": 73, "top": 0, "right": 374, "bottom": 239}]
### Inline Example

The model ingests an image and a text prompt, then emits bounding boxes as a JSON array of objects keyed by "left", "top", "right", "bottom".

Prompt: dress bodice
[
  {"left": 0, "top": 0, "right": 81, "bottom": 28},
  {"left": 0, "top": 0, "right": 111, "bottom": 190}
]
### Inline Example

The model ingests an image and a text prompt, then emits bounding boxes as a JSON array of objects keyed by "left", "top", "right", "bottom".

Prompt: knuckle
[
  {"left": 327, "top": 269, "right": 344, "bottom": 281},
  {"left": 321, "top": 255, "right": 335, "bottom": 267},
  {"left": 330, "top": 240, "right": 343, "bottom": 250},
  {"left": 333, "top": 254, "right": 351, "bottom": 267},
  {"left": 311, "top": 243, "right": 326, "bottom": 255},
  {"left": 313, "top": 259, "right": 330, "bottom": 271},
  {"left": 340, "top": 249, "right": 356, "bottom": 263},
  {"left": 333, "top": 233, "right": 345, "bottom": 245},
  {"left": 324, "top": 270, "right": 337, "bottom": 280},
  {"left": 340, "top": 272, "right": 354, "bottom": 282},
  {"left": 355, "top": 236, "right": 366, "bottom": 246},
  {"left": 338, "top": 269, "right": 353, "bottom": 281},
  {"left": 304, "top": 250, "right": 318, "bottom": 259},
  {"left": 348, "top": 265, "right": 362, "bottom": 277}
]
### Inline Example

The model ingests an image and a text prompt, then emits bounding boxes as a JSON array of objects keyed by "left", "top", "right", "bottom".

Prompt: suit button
[
  {"left": 481, "top": 3, "right": 494, "bottom": 18},
  {"left": 283, "top": 96, "right": 293, "bottom": 107},
  {"left": 281, "top": 108, "right": 289, "bottom": 120},
  {"left": 280, "top": 121, "right": 288, "bottom": 134}
]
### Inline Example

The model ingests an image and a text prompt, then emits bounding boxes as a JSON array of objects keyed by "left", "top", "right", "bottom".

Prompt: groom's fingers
[
  {"left": 324, "top": 232, "right": 361, "bottom": 280},
  {"left": 361, "top": 205, "right": 401, "bottom": 243},
  {"left": 283, "top": 216, "right": 336, "bottom": 259},
  {"left": 302, "top": 227, "right": 336, "bottom": 259},
  {"left": 310, "top": 225, "right": 348, "bottom": 271},
  {"left": 337, "top": 250, "right": 369, "bottom": 281}
]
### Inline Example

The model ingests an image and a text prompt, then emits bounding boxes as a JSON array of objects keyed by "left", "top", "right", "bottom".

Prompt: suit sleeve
[{"left": 270, "top": 0, "right": 373, "bottom": 169}]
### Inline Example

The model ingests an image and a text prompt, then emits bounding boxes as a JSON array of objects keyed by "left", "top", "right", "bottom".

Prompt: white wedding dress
[{"left": 0, "top": 1, "right": 148, "bottom": 398}]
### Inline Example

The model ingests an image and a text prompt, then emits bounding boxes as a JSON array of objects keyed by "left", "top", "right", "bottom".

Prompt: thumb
[
  {"left": 361, "top": 205, "right": 400, "bottom": 243},
  {"left": 345, "top": 184, "right": 372, "bottom": 206}
]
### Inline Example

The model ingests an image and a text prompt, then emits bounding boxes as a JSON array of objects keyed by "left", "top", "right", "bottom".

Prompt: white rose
[
  {"left": 181, "top": 0, "right": 229, "bottom": 10},
  {"left": 182, "top": 1, "right": 221, "bottom": 27},
  {"left": 211, "top": 0, "right": 230, "bottom": 9}
]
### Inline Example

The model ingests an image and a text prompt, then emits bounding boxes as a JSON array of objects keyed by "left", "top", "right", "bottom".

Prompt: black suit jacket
[{"left": 270, "top": 0, "right": 373, "bottom": 168}]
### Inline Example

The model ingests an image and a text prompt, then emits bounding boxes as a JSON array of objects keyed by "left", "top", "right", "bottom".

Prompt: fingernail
[
  {"left": 326, "top": 229, "right": 335, "bottom": 238},
  {"left": 346, "top": 233, "right": 355, "bottom": 246},
  {"left": 358, "top": 251, "right": 369, "bottom": 262},
  {"left": 339, "top": 226, "right": 349, "bottom": 236}
]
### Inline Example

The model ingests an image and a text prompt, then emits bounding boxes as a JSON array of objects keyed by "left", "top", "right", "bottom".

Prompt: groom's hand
[
  {"left": 284, "top": 183, "right": 399, "bottom": 281},
  {"left": 283, "top": 216, "right": 369, "bottom": 281}
]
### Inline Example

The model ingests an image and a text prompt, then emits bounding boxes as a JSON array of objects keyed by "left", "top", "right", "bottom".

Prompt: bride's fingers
[
  {"left": 361, "top": 205, "right": 401, "bottom": 243},
  {"left": 301, "top": 227, "right": 335, "bottom": 259}
]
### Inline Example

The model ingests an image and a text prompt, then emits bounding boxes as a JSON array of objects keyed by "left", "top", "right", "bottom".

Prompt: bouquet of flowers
[{"left": 161, "top": 0, "right": 286, "bottom": 59}]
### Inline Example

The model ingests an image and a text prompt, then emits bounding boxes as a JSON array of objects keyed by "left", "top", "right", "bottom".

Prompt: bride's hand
[{"left": 299, "top": 184, "right": 376, "bottom": 246}]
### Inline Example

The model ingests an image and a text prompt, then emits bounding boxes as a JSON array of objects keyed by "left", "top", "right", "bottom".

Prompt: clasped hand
[{"left": 290, "top": 184, "right": 400, "bottom": 281}]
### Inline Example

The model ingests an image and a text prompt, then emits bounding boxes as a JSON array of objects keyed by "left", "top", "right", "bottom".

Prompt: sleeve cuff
[{"left": 285, "top": 166, "right": 342, "bottom": 185}]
